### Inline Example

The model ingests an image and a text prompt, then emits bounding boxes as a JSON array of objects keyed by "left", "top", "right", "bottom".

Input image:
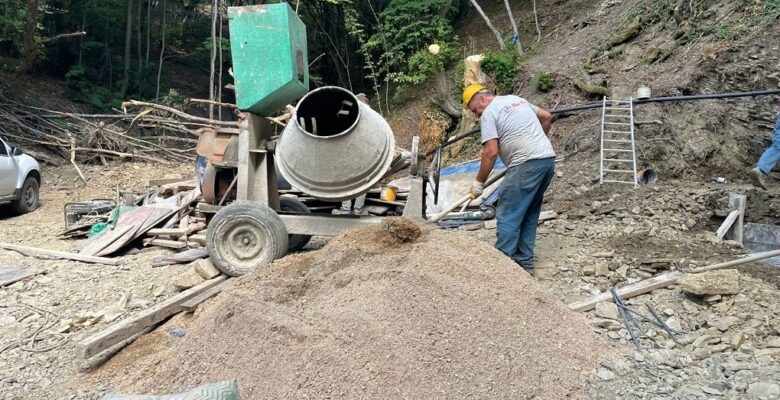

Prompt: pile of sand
[{"left": 94, "top": 218, "right": 612, "bottom": 398}]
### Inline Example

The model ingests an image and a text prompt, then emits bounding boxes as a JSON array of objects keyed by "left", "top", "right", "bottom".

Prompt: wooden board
[
  {"left": 569, "top": 249, "right": 780, "bottom": 312},
  {"left": 181, "top": 278, "right": 236, "bottom": 312},
  {"left": 716, "top": 210, "right": 740, "bottom": 239},
  {"left": 0, "top": 266, "right": 41, "bottom": 287},
  {"left": 78, "top": 224, "right": 135, "bottom": 256},
  {"left": 726, "top": 193, "right": 746, "bottom": 244},
  {"left": 0, "top": 243, "right": 121, "bottom": 266},
  {"left": 76, "top": 276, "right": 227, "bottom": 359},
  {"left": 143, "top": 177, "right": 187, "bottom": 187},
  {"left": 143, "top": 238, "right": 187, "bottom": 249},
  {"left": 95, "top": 207, "right": 178, "bottom": 257}
]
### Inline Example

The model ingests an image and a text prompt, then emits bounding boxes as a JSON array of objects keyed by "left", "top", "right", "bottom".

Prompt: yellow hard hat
[{"left": 463, "top": 83, "right": 486, "bottom": 106}]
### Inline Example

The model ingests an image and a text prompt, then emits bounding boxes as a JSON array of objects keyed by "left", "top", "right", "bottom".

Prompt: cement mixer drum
[{"left": 277, "top": 86, "right": 395, "bottom": 201}]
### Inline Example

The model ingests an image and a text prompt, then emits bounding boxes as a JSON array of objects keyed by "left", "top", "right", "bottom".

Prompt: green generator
[{"left": 227, "top": 3, "right": 309, "bottom": 116}]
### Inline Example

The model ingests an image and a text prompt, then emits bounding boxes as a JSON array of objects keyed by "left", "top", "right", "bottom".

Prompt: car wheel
[{"left": 12, "top": 176, "right": 39, "bottom": 214}]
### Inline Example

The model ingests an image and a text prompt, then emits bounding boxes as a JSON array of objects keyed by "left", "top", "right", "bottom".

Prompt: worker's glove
[{"left": 468, "top": 181, "right": 484, "bottom": 199}]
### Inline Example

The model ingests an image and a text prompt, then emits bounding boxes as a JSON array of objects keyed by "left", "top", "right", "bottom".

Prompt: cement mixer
[{"left": 196, "top": 4, "right": 424, "bottom": 276}]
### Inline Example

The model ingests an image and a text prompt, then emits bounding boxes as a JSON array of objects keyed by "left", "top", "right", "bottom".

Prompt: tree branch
[{"left": 39, "top": 31, "right": 87, "bottom": 43}]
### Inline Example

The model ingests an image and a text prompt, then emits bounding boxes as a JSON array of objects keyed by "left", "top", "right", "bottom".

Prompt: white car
[{"left": 0, "top": 137, "right": 40, "bottom": 214}]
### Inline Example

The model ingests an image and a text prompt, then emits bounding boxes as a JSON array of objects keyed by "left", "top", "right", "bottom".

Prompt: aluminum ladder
[{"left": 599, "top": 97, "right": 638, "bottom": 186}]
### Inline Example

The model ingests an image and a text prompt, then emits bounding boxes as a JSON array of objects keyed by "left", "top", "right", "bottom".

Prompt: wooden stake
[
  {"left": 76, "top": 276, "right": 226, "bottom": 359},
  {"left": 0, "top": 242, "right": 121, "bottom": 265}
]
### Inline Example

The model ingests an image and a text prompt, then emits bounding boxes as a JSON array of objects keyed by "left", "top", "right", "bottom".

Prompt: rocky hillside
[{"left": 396, "top": 0, "right": 779, "bottom": 181}]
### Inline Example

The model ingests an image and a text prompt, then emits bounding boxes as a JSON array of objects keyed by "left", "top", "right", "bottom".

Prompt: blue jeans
[
  {"left": 495, "top": 157, "right": 555, "bottom": 269},
  {"left": 757, "top": 114, "right": 780, "bottom": 175}
]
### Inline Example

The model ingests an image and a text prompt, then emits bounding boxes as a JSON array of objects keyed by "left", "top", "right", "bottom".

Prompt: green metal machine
[{"left": 227, "top": 3, "right": 309, "bottom": 116}]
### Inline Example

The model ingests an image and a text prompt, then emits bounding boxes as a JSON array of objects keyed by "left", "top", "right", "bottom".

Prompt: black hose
[{"left": 428, "top": 88, "right": 780, "bottom": 155}]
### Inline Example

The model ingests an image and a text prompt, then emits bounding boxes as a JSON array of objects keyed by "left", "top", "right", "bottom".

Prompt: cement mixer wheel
[
  {"left": 206, "top": 202, "right": 288, "bottom": 277},
  {"left": 279, "top": 197, "right": 312, "bottom": 252}
]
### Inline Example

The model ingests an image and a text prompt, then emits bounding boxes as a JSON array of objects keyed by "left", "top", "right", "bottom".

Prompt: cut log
[
  {"left": 0, "top": 242, "right": 121, "bottom": 266},
  {"left": 568, "top": 249, "right": 780, "bottom": 312},
  {"left": 76, "top": 275, "right": 227, "bottom": 359},
  {"left": 181, "top": 277, "right": 235, "bottom": 312}
]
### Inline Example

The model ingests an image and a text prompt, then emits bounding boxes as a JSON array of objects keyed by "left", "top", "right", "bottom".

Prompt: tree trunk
[
  {"left": 503, "top": 0, "right": 523, "bottom": 54},
  {"left": 136, "top": 0, "right": 143, "bottom": 85},
  {"left": 532, "top": 0, "right": 542, "bottom": 42},
  {"left": 156, "top": 0, "right": 166, "bottom": 99},
  {"left": 145, "top": 0, "right": 151, "bottom": 67},
  {"left": 468, "top": 0, "right": 505, "bottom": 50},
  {"left": 432, "top": 72, "right": 462, "bottom": 119},
  {"left": 119, "top": 0, "right": 133, "bottom": 99},
  {"left": 78, "top": 13, "right": 85, "bottom": 66},
  {"left": 209, "top": 0, "right": 218, "bottom": 119},
  {"left": 16, "top": 0, "right": 40, "bottom": 72}
]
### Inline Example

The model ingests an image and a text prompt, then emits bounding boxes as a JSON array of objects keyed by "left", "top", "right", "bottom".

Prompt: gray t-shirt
[{"left": 480, "top": 95, "right": 556, "bottom": 168}]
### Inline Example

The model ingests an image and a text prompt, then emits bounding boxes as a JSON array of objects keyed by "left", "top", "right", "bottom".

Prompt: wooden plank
[
  {"left": 190, "top": 234, "right": 207, "bottom": 245},
  {"left": 143, "top": 238, "right": 187, "bottom": 249},
  {"left": 726, "top": 193, "right": 746, "bottom": 244},
  {"left": 0, "top": 243, "right": 121, "bottom": 266},
  {"left": 147, "top": 228, "right": 188, "bottom": 236},
  {"left": 76, "top": 276, "right": 227, "bottom": 359},
  {"left": 151, "top": 248, "right": 209, "bottom": 268},
  {"left": 568, "top": 271, "right": 683, "bottom": 312},
  {"left": 181, "top": 278, "right": 236, "bottom": 312},
  {"left": 78, "top": 224, "right": 135, "bottom": 256},
  {"left": 568, "top": 249, "right": 780, "bottom": 312},
  {"left": 0, "top": 266, "right": 42, "bottom": 287},
  {"left": 143, "top": 177, "right": 187, "bottom": 187},
  {"left": 96, "top": 207, "right": 177, "bottom": 257},
  {"left": 716, "top": 210, "right": 740, "bottom": 239}
]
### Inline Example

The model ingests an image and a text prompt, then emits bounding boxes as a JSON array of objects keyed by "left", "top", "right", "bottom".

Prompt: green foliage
[
  {"left": 532, "top": 72, "right": 555, "bottom": 92},
  {"left": 389, "top": 42, "right": 458, "bottom": 85},
  {"left": 713, "top": 18, "right": 749, "bottom": 40},
  {"left": 481, "top": 48, "right": 519, "bottom": 93},
  {"left": 361, "top": 0, "right": 461, "bottom": 100},
  {"left": 0, "top": 0, "right": 26, "bottom": 50},
  {"left": 64, "top": 65, "right": 117, "bottom": 110},
  {"left": 751, "top": 0, "right": 780, "bottom": 27}
]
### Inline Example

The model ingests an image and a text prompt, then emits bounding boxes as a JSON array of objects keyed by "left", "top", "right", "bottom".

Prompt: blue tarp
[{"left": 438, "top": 158, "right": 506, "bottom": 206}]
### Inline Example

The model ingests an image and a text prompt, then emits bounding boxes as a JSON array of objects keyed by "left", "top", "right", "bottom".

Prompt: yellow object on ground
[{"left": 380, "top": 186, "right": 397, "bottom": 201}]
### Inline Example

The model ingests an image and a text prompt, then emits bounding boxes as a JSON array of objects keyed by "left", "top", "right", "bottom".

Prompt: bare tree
[
  {"left": 468, "top": 0, "right": 505, "bottom": 50},
  {"left": 118, "top": 0, "right": 133, "bottom": 99},
  {"left": 503, "top": 0, "right": 523, "bottom": 54},
  {"left": 156, "top": 0, "right": 167, "bottom": 99},
  {"left": 532, "top": 0, "right": 542, "bottom": 42}
]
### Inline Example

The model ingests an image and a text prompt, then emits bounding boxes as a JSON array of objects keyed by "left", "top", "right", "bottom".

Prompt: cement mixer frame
[{"left": 199, "top": 102, "right": 427, "bottom": 277}]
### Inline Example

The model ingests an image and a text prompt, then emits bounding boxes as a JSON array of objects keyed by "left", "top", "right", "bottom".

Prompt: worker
[
  {"left": 333, "top": 93, "right": 371, "bottom": 215},
  {"left": 463, "top": 84, "right": 555, "bottom": 274},
  {"left": 749, "top": 105, "right": 780, "bottom": 189}
]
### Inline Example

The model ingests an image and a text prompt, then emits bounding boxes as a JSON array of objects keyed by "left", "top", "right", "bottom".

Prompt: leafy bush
[
  {"left": 532, "top": 72, "right": 555, "bottom": 92},
  {"left": 481, "top": 49, "right": 518, "bottom": 92},
  {"left": 65, "top": 65, "right": 118, "bottom": 110}
]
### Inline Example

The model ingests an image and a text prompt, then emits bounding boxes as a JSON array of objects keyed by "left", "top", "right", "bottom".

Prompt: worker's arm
[
  {"left": 470, "top": 139, "right": 499, "bottom": 198},
  {"left": 537, "top": 108, "right": 553, "bottom": 134}
]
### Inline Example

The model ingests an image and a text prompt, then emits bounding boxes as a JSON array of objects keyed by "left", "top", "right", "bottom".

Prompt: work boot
[
  {"left": 749, "top": 167, "right": 768, "bottom": 190},
  {"left": 353, "top": 207, "right": 369, "bottom": 216},
  {"left": 332, "top": 207, "right": 352, "bottom": 215}
]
